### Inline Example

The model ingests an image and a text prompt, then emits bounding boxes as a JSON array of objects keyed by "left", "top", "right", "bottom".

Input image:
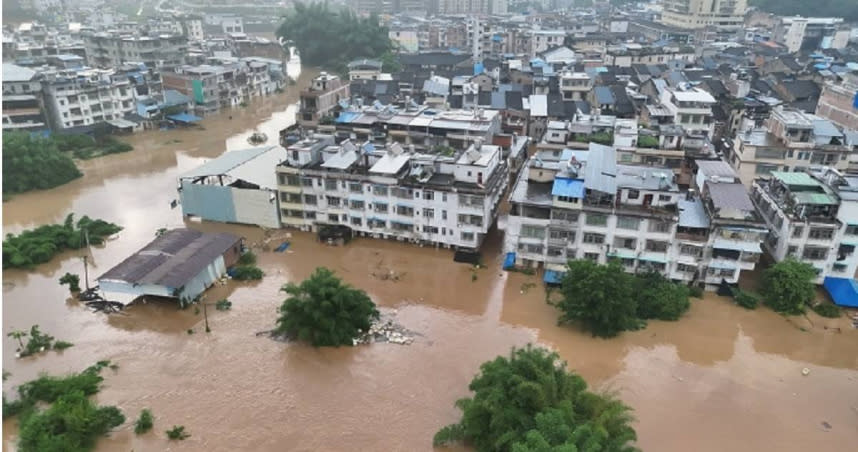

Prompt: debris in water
[
  {"left": 802, "top": 368, "right": 810, "bottom": 376},
  {"left": 821, "top": 421, "right": 832, "bottom": 431}
]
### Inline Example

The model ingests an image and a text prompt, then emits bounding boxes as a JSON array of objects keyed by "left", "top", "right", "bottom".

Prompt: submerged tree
[
  {"left": 434, "top": 345, "right": 638, "bottom": 452},
  {"left": 275, "top": 267, "right": 379, "bottom": 346},
  {"left": 554, "top": 260, "right": 639, "bottom": 338},
  {"left": 762, "top": 258, "right": 816, "bottom": 315},
  {"left": 2, "top": 132, "right": 82, "bottom": 194},
  {"left": 59, "top": 273, "right": 81, "bottom": 293}
]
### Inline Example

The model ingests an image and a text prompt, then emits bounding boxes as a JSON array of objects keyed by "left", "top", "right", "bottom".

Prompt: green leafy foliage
[
  {"left": 2, "top": 132, "right": 82, "bottom": 194},
  {"left": 750, "top": 0, "right": 858, "bottom": 22},
  {"left": 53, "top": 134, "right": 133, "bottom": 160},
  {"left": 232, "top": 265, "right": 264, "bottom": 281},
  {"left": 634, "top": 271, "right": 690, "bottom": 321},
  {"left": 134, "top": 409, "right": 154, "bottom": 435},
  {"left": 812, "top": 303, "right": 842, "bottom": 318},
  {"left": 689, "top": 286, "right": 704, "bottom": 298},
  {"left": 215, "top": 299, "right": 233, "bottom": 311},
  {"left": 53, "top": 341, "right": 74, "bottom": 351},
  {"left": 18, "top": 390, "right": 124, "bottom": 452},
  {"left": 59, "top": 273, "right": 81, "bottom": 292},
  {"left": 732, "top": 289, "right": 760, "bottom": 310},
  {"left": 3, "top": 214, "right": 122, "bottom": 269},
  {"left": 434, "top": 345, "right": 639, "bottom": 452},
  {"left": 276, "top": 2, "right": 394, "bottom": 73},
  {"left": 637, "top": 135, "right": 659, "bottom": 148},
  {"left": 762, "top": 258, "right": 816, "bottom": 315},
  {"left": 276, "top": 267, "right": 380, "bottom": 347},
  {"left": 237, "top": 251, "right": 257, "bottom": 266},
  {"left": 14, "top": 325, "right": 59, "bottom": 357},
  {"left": 555, "top": 260, "right": 639, "bottom": 338},
  {"left": 581, "top": 132, "right": 614, "bottom": 145},
  {"left": 166, "top": 425, "right": 190, "bottom": 440}
]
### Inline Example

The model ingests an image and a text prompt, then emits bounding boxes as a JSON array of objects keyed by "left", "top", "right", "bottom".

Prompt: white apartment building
[
  {"left": 504, "top": 146, "right": 766, "bottom": 289},
  {"left": 558, "top": 71, "right": 592, "bottom": 102},
  {"left": 774, "top": 16, "right": 845, "bottom": 53},
  {"left": 528, "top": 30, "right": 566, "bottom": 59},
  {"left": 660, "top": 0, "right": 748, "bottom": 30},
  {"left": 41, "top": 67, "right": 135, "bottom": 130},
  {"left": 659, "top": 85, "right": 717, "bottom": 136},
  {"left": 275, "top": 135, "right": 508, "bottom": 251},
  {"left": 2, "top": 63, "right": 46, "bottom": 131},
  {"left": 752, "top": 169, "right": 858, "bottom": 284},
  {"left": 729, "top": 109, "right": 853, "bottom": 187}
]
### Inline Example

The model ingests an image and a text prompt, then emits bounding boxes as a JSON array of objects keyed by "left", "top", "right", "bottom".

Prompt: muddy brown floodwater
[{"left": 3, "top": 59, "right": 858, "bottom": 452}]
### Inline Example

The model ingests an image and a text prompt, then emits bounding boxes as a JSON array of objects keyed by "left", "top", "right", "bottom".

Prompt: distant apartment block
[
  {"left": 41, "top": 67, "right": 135, "bottom": 130},
  {"left": 83, "top": 32, "right": 188, "bottom": 70},
  {"left": 297, "top": 73, "right": 351, "bottom": 127},
  {"left": 2, "top": 63, "right": 47, "bottom": 131},
  {"left": 660, "top": 0, "right": 748, "bottom": 30},
  {"left": 815, "top": 74, "right": 858, "bottom": 131}
]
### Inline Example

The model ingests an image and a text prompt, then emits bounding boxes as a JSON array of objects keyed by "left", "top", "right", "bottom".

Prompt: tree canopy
[
  {"left": 3, "top": 132, "right": 82, "bottom": 194},
  {"left": 553, "top": 260, "right": 692, "bottom": 338},
  {"left": 276, "top": 2, "right": 394, "bottom": 72},
  {"left": 275, "top": 267, "right": 379, "bottom": 346},
  {"left": 762, "top": 258, "right": 817, "bottom": 315},
  {"left": 3, "top": 214, "right": 122, "bottom": 269},
  {"left": 434, "top": 345, "right": 639, "bottom": 452}
]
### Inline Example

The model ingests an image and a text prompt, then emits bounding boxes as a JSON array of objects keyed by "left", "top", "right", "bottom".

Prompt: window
[
  {"left": 833, "top": 263, "right": 848, "bottom": 273},
  {"left": 585, "top": 214, "right": 608, "bottom": 226},
  {"left": 423, "top": 190, "right": 434, "bottom": 201},
  {"left": 461, "top": 232, "right": 475, "bottom": 242},
  {"left": 326, "top": 196, "right": 341, "bottom": 207},
  {"left": 303, "top": 194, "right": 317, "bottom": 205},
  {"left": 351, "top": 217, "right": 362, "bottom": 226},
  {"left": 396, "top": 205, "right": 414, "bottom": 216},
  {"left": 846, "top": 225, "right": 858, "bottom": 236},
  {"left": 551, "top": 210, "right": 578, "bottom": 222},
  {"left": 328, "top": 214, "right": 339, "bottom": 222},
  {"left": 676, "top": 263, "right": 696, "bottom": 273},
  {"left": 442, "top": 210, "right": 447, "bottom": 220},
  {"left": 787, "top": 245, "right": 799, "bottom": 257},
  {"left": 627, "top": 189, "right": 640, "bottom": 200},
  {"left": 658, "top": 194, "right": 671, "bottom": 202},
  {"left": 648, "top": 221, "right": 671, "bottom": 233},
  {"left": 349, "top": 200, "right": 365, "bottom": 210},
  {"left": 301, "top": 177, "right": 315, "bottom": 187},
  {"left": 370, "top": 219, "right": 386, "bottom": 228},
  {"left": 583, "top": 233, "right": 604, "bottom": 244},
  {"left": 802, "top": 247, "right": 828, "bottom": 260},
  {"left": 442, "top": 193, "right": 447, "bottom": 202},
  {"left": 304, "top": 211, "right": 316, "bottom": 220},
  {"left": 324, "top": 179, "right": 338, "bottom": 190},
  {"left": 792, "top": 226, "right": 804, "bottom": 238},
  {"left": 584, "top": 252, "right": 600, "bottom": 262},
  {"left": 521, "top": 225, "right": 546, "bottom": 239},
  {"left": 374, "top": 203, "right": 388, "bottom": 213},
  {"left": 547, "top": 247, "right": 564, "bottom": 257},
  {"left": 423, "top": 208, "right": 435, "bottom": 219},
  {"left": 425, "top": 226, "right": 439, "bottom": 234},
  {"left": 549, "top": 229, "right": 574, "bottom": 241},
  {"left": 614, "top": 237, "right": 636, "bottom": 249},
  {"left": 616, "top": 216, "right": 639, "bottom": 230},
  {"left": 680, "top": 244, "right": 702, "bottom": 257},
  {"left": 392, "top": 187, "right": 411, "bottom": 198},
  {"left": 645, "top": 240, "right": 669, "bottom": 252},
  {"left": 349, "top": 182, "right": 362, "bottom": 193},
  {"left": 373, "top": 186, "right": 388, "bottom": 196},
  {"left": 808, "top": 228, "right": 834, "bottom": 240},
  {"left": 755, "top": 164, "right": 779, "bottom": 176},
  {"left": 518, "top": 243, "right": 543, "bottom": 254}
]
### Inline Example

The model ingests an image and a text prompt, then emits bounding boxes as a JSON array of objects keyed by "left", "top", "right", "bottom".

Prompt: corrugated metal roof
[
  {"left": 708, "top": 183, "right": 754, "bottom": 211},
  {"left": 583, "top": 143, "right": 617, "bottom": 194},
  {"left": 712, "top": 238, "right": 762, "bottom": 253},
  {"left": 793, "top": 192, "right": 839, "bottom": 205},
  {"left": 551, "top": 178, "right": 585, "bottom": 198},
  {"left": 678, "top": 198, "right": 710, "bottom": 228},
  {"left": 181, "top": 145, "right": 286, "bottom": 190},
  {"left": 2, "top": 63, "right": 37, "bottom": 82},
  {"left": 697, "top": 160, "right": 737, "bottom": 179},
  {"left": 770, "top": 171, "right": 820, "bottom": 187},
  {"left": 594, "top": 86, "right": 615, "bottom": 105}
]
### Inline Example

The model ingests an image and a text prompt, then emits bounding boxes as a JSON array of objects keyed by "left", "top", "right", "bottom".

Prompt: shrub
[
  {"left": 237, "top": 251, "right": 257, "bottom": 266},
  {"left": 166, "top": 425, "right": 190, "bottom": 440},
  {"left": 3, "top": 214, "right": 122, "bottom": 269},
  {"left": 634, "top": 271, "right": 690, "bottom": 321},
  {"left": 18, "top": 391, "right": 125, "bottom": 452},
  {"left": 733, "top": 289, "right": 760, "bottom": 310},
  {"left": 637, "top": 134, "right": 659, "bottom": 148},
  {"left": 275, "top": 267, "right": 379, "bottom": 346},
  {"left": 232, "top": 265, "right": 264, "bottom": 281},
  {"left": 134, "top": 409, "right": 154, "bottom": 435},
  {"left": 689, "top": 285, "right": 704, "bottom": 298},
  {"left": 52, "top": 341, "right": 74, "bottom": 351},
  {"left": 812, "top": 303, "right": 842, "bottom": 318},
  {"left": 59, "top": 273, "right": 81, "bottom": 293},
  {"left": 215, "top": 299, "right": 232, "bottom": 311},
  {"left": 762, "top": 258, "right": 816, "bottom": 314}
]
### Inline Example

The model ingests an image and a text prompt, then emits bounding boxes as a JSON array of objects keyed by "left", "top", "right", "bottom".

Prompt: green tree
[
  {"left": 18, "top": 391, "right": 125, "bottom": 452},
  {"left": 554, "top": 260, "right": 639, "bottom": 338},
  {"left": 2, "top": 132, "right": 82, "bottom": 194},
  {"left": 275, "top": 267, "right": 379, "bottom": 346},
  {"left": 434, "top": 345, "right": 638, "bottom": 452},
  {"left": 59, "top": 273, "right": 81, "bottom": 293},
  {"left": 276, "top": 2, "right": 394, "bottom": 72},
  {"left": 8, "top": 329, "right": 28, "bottom": 350},
  {"left": 762, "top": 258, "right": 816, "bottom": 315},
  {"left": 2, "top": 214, "right": 122, "bottom": 270},
  {"left": 634, "top": 271, "right": 690, "bottom": 321},
  {"left": 134, "top": 409, "right": 154, "bottom": 435}
]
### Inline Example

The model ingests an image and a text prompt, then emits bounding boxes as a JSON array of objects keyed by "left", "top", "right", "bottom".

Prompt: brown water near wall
[{"left": 3, "top": 61, "right": 857, "bottom": 452}]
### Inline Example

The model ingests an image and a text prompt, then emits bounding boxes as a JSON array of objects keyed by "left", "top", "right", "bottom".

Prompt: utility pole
[{"left": 203, "top": 303, "right": 210, "bottom": 333}]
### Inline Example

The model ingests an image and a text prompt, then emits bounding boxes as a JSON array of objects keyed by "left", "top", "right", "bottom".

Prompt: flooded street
[{"left": 3, "top": 59, "right": 858, "bottom": 451}]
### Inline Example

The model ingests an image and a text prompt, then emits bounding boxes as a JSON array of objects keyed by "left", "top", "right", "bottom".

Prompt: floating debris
[{"left": 354, "top": 316, "right": 416, "bottom": 346}]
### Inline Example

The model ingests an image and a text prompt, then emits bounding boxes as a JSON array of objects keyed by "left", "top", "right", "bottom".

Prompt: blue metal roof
[
  {"left": 503, "top": 252, "right": 516, "bottom": 270},
  {"left": 167, "top": 113, "right": 202, "bottom": 123},
  {"left": 551, "top": 178, "right": 585, "bottom": 198},
  {"left": 823, "top": 277, "right": 858, "bottom": 308},
  {"left": 335, "top": 111, "right": 361, "bottom": 123},
  {"left": 594, "top": 86, "right": 615, "bottom": 105},
  {"left": 544, "top": 270, "right": 564, "bottom": 285}
]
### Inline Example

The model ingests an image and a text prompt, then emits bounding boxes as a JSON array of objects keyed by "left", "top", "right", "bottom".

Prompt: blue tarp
[
  {"left": 544, "top": 270, "right": 563, "bottom": 285},
  {"left": 167, "top": 113, "right": 202, "bottom": 123},
  {"left": 474, "top": 62, "right": 484, "bottom": 75},
  {"left": 551, "top": 178, "right": 585, "bottom": 198},
  {"left": 823, "top": 277, "right": 858, "bottom": 308},
  {"left": 336, "top": 111, "right": 361, "bottom": 123},
  {"left": 274, "top": 241, "right": 291, "bottom": 252},
  {"left": 503, "top": 252, "right": 516, "bottom": 270}
]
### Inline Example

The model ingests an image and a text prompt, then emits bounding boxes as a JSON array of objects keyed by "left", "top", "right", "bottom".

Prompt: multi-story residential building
[
  {"left": 558, "top": 71, "right": 591, "bottom": 102},
  {"left": 83, "top": 32, "right": 188, "bottom": 69},
  {"left": 2, "top": 63, "right": 47, "bottom": 131},
  {"left": 41, "top": 67, "right": 136, "bottom": 130},
  {"left": 659, "top": 85, "right": 717, "bottom": 137},
  {"left": 603, "top": 45, "right": 696, "bottom": 67},
  {"left": 728, "top": 108, "right": 852, "bottom": 187},
  {"left": 348, "top": 59, "right": 383, "bottom": 81},
  {"left": 437, "top": 0, "right": 491, "bottom": 15},
  {"left": 275, "top": 135, "right": 508, "bottom": 252},
  {"left": 752, "top": 170, "right": 858, "bottom": 283},
  {"left": 162, "top": 60, "right": 282, "bottom": 116},
  {"left": 297, "top": 73, "right": 351, "bottom": 127},
  {"left": 815, "top": 74, "right": 858, "bottom": 131},
  {"left": 527, "top": 30, "right": 566, "bottom": 58},
  {"left": 660, "top": 0, "right": 748, "bottom": 30},
  {"left": 773, "top": 16, "right": 845, "bottom": 53}
]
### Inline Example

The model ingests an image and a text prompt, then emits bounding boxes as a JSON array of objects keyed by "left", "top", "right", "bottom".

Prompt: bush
[
  {"left": 276, "top": 267, "right": 379, "bottom": 346},
  {"left": 215, "top": 299, "right": 232, "bottom": 311},
  {"left": 18, "top": 391, "right": 125, "bottom": 452},
  {"left": 763, "top": 258, "right": 816, "bottom": 314},
  {"left": 59, "top": 273, "right": 81, "bottom": 293},
  {"left": 134, "top": 409, "right": 154, "bottom": 435},
  {"left": 812, "top": 303, "right": 842, "bottom": 318},
  {"left": 637, "top": 134, "right": 659, "bottom": 148},
  {"left": 634, "top": 271, "right": 691, "bottom": 321},
  {"left": 166, "top": 425, "right": 190, "bottom": 440},
  {"left": 54, "top": 134, "right": 133, "bottom": 160},
  {"left": 2, "top": 213, "right": 122, "bottom": 269},
  {"left": 2, "top": 132, "right": 82, "bottom": 194},
  {"left": 733, "top": 289, "right": 760, "bottom": 310},
  {"left": 434, "top": 345, "right": 638, "bottom": 451},
  {"left": 232, "top": 265, "right": 264, "bottom": 281},
  {"left": 689, "top": 285, "right": 704, "bottom": 298},
  {"left": 52, "top": 341, "right": 74, "bottom": 351},
  {"left": 237, "top": 251, "right": 257, "bottom": 266}
]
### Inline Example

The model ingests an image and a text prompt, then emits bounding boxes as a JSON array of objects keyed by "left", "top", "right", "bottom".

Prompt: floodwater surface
[{"left": 2, "top": 59, "right": 857, "bottom": 452}]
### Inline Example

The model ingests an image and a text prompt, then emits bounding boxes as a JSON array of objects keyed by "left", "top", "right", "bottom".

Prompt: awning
[
  {"left": 712, "top": 238, "right": 762, "bottom": 253},
  {"left": 638, "top": 254, "right": 667, "bottom": 264},
  {"left": 106, "top": 118, "right": 138, "bottom": 129},
  {"left": 503, "top": 252, "right": 516, "bottom": 270},
  {"left": 544, "top": 270, "right": 564, "bottom": 285},
  {"left": 823, "top": 277, "right": 858, "bottom": 308},
  {"left": 608, "top": 250, "right": 637, "bottom": 259},
  {"left": 167, "top": 113, "right": 203, "bottom": 123},
  {"left": 708, "top": 260, "right": 737, "bottom": 270}
]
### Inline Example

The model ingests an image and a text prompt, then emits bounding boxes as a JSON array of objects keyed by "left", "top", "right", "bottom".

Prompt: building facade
[
  {"left": 660, "top": 0, "right": 748, "bottom": 30},
  {"left": 297, "top": 73, "right": 351, "bottom": 127},
  {"left": 41, "top": 67, "right": 135, "bottom": 130}
]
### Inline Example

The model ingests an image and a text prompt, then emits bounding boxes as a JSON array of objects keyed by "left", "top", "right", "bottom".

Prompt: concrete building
[
  {"left": 752, "top": 170, "right": 858, "bottom": 283},
  {"left": 728, "top": 109, "right": 852, "bottom": 187},
  {"left": 98, "top": 229, "right": 242, "bottom": 305},
  {"left": 83, "top": 32, "right": 188, "bottom": 69},
  {"left": 773, "top": 16, "right": 845, "bottom": 53},
  {"left": 659, "top": 85, "right": 717, "bottom": 136},
  {"left": 162, "top": 60, "right": 281, "bottom": 116},
  {"left": 179, "top": 145, "right": 287, "bottom": 229},
  {"left": 347, "top": 59, "right": 384, "bottom": 81},
  {"left": 558, "top": 71, "right": 591, "bottom": 101},
  {"left": 437, "top": 0, "right": 490, "bottom": 15},
  {"left": 41, "top": 67, "right": 135, "bottom": 130},
  {"left": 815, "top": 74, "right": 858, "bottom": 131},
  {"left": 275, "top": 135, "right": 507, "bottom": 252},
  {"left": 603, "top": 45, "right": 696, "bottom": 67},
  {"left": 660, "top": 0, "right": 748, "bottom": 30},
  {"left": 297, "top": 72, "right": 351, "bottom": 127},
  {"left": 2, "top": 63, "right": 47, "bottom": 131}
]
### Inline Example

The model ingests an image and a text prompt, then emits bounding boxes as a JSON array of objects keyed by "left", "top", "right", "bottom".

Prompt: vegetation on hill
[
  {"left": 434, "top": 345, "right": 639, "bottom": 451},
  {"left": 276, "top": 2, "right": 395, "bottom": 73},
  {"left": 552, "top": 260, "right": 692, "bottom": 338},
  {"left": 2, "top": 214, "right": 122, "bottom": 269},
  {"left": 750, "top": 0, "right": 858, "bottom": 22},
  {"left": 275, "top": 267, "right": 379, "bottom": 346}
]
